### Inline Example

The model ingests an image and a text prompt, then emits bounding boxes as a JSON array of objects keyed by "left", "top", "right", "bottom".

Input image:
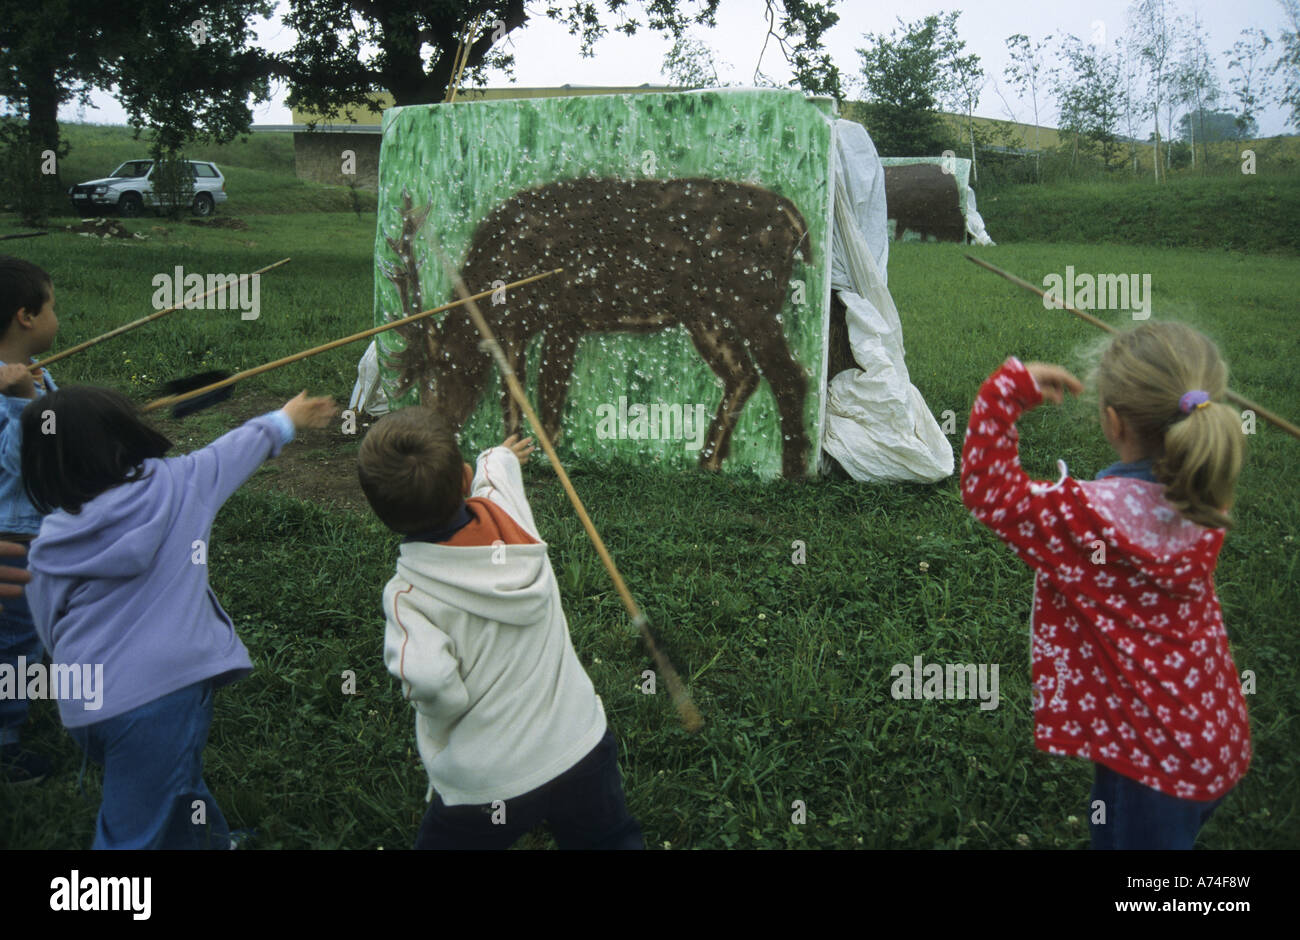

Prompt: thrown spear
[
  {"left": 35, "top": 258, "right": 291, "bottom": 371},
  {"left": 429, "top": 239, "right": 705, "bottom": 734},
  {"left": 142, "top": 268, "right": 562, "bottom": 416},
  {"left": 965, "top": 254, "right": 1300, "bottom": 441}
]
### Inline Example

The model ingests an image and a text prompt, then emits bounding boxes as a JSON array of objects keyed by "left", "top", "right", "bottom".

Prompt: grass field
[
  {"left": 985, "top": 175, "right": 1300, "bottom": 252},
  {"left": 14, "top": 122, "right": 377, "bottom": 217},
  {"left": 0, "top": 134, "right": 1297, "bottom": 848}
]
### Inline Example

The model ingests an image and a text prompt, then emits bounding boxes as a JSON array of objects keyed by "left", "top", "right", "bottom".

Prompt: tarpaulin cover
[{"left": 821, "top": 121, "right": 953, "bottom": 483}]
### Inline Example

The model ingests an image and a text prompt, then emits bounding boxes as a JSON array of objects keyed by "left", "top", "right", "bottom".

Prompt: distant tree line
[
  {"left": 0, "top": 0, "right": 841, "bottom": 225},
  {"left": 832, "top": 0, "right": 1300, "bottom": 183}
]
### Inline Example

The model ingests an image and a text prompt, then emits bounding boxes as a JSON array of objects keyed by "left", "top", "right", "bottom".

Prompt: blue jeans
[
  {"left": 69, "top": 680, "right": 231, "bottom": 850},
  {"left": 1090, "top": 763, "right": 1225, "bottom": 850},
  {"left": 416, "top": 728, "right": 643, "bottom": 850},
  {"left": 0, "top": 547, "right": 42, "bottom": 746}
]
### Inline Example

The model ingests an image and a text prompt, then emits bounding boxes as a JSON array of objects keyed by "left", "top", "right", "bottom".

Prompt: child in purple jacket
[{"left": 22, "top": 386, "right": 334, "bottom": 849}]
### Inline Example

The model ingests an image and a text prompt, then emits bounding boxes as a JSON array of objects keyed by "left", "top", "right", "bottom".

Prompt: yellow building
[
  {"left": 276, "top": 86, "right": 675, "bottom": 189},
  {"left": 273, "top": 88, "right": 1068, "bottom": 189}
]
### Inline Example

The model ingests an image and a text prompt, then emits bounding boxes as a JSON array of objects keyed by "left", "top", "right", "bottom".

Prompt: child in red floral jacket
[{"left": 961, "top": 322, "right": 1250, "bottom": 849}]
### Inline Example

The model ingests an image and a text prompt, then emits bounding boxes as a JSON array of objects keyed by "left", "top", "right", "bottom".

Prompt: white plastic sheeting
[
  {"left": 821, "top": 120, "right": 954, "bottom": 483},
  {"left": 349, "top": 339, "right": 389, "bottom": 417},
  {"left": 966, "top": 188, "right": 996, "bottom": 246}
]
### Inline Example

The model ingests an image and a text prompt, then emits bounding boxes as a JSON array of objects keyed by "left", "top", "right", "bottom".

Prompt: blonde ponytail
[{"left": 1095, "top": 323, "right": 1245, "bottom": 529}]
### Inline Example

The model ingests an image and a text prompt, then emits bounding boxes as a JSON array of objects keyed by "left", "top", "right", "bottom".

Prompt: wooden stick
[
  {"left": 445, "top": 16, "right": 480, "bottom": 104},
  {"left": 430, "top": 242, "right": 705, "bottom": 734},
  {"left": 966, "top": 254, "right": 1300, "bottom": 441},
  {"left": 447, "top": 37, "right": 467, "bottom": 103},
  {"left": 456, "top": 17, "right": 482, "bottom": 98},
  {"left": 36, "top": 258, "right": 292, "bottom": 371},
  {"left": 141, "top": 267, "right": 562, "bottom": 413},
  {"left": 966, "top": 254, "right": 1114, "bottom": 333},
  {"left": 444, "top": 42, "right": 462, "bottom": 102}
]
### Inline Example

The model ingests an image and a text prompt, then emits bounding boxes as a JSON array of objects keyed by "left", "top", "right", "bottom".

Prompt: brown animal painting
[
  {"left": 882, "top": 163, "right": 965, "bottom": 242},
  {"left": 383, "top": 177, "right": 814, "bottom": 478}
]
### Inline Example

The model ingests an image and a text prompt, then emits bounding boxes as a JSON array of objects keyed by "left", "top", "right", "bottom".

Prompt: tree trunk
[
  {"left": 8, "top": 60, "right": 64, "bottom": 225},
  {"left": 1152, "top": 110, "right": 1161, "bottom": 182},
  {"left": 1031, "top": 100, "right": 1041, "bottom": 183},
  {"left": 968, "top": 108, "right": 977, "bottom": 183},
  {"left": 1197, "top": 99, "right": 1209, "bottom": 170},
  {"left": 1165, "top": 102, "right": 1174, "bottom": 170}
]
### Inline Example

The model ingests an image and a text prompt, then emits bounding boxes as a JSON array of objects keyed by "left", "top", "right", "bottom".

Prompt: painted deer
[{"left": 383, "top": 178, "right": 813, "bottom": 478}]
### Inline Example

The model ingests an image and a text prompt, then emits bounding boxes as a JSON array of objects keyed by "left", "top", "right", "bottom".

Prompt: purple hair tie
[{"left": 1179, "top": 390, "right": 1211, "bottom": 414}]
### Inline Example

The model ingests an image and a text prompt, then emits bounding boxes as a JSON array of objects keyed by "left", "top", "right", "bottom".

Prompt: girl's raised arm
[
  {"left": 176, "top": 393, "right": 334, "bottom": 510},
  {"left": 961, "top": 357, "right": 1087, "bottom": 572}
]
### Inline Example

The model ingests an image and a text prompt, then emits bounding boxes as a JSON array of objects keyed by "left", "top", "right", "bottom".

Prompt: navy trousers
[
  {"left": 416, "top": 728, "right": 643, "bottom": 850},
  {"left": 1090, "top": 763, "right": 1225, "bottom": 850},
  {"left": 69, "top": 680, "right": 231, "bottom": 850}
]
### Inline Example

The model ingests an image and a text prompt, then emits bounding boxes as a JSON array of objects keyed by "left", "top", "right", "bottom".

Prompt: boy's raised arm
[{"left": 471, "top": 440, "right": 540, "bottom": 539}]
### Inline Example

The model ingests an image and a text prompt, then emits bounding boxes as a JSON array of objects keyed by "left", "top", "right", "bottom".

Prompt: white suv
[{"left": 68, "top": 160, "right": 228, "bottom": 218}]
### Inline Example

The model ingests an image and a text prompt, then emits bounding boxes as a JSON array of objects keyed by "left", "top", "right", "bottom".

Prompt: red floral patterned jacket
[{"left": 961, "top": 357, "right": 1250, "bottom": 801}]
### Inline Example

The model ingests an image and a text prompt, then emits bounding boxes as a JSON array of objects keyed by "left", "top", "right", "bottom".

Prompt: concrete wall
[{"left": 294, "top": 132, "right": 381, "bottom": 191}]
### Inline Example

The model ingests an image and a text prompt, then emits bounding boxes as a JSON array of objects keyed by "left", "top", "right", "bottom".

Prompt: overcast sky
[{"left": 59, "top": 0, "right": 1296, "bottom": 137}]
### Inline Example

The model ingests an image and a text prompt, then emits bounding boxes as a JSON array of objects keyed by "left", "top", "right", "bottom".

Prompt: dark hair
[
  {"left": 357, "top": 407, "right": 464, "bottom": 534},
  {"left": 0, "top": 255, "right": 53, "bottom": 334},
  {"left": 21, "top": 387, "right": 172, "bottom": 514}
]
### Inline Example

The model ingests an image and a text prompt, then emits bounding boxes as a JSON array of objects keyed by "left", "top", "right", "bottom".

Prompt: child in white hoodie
[{"left": 357, "top": 407, "right": 642, "bottom": 850}]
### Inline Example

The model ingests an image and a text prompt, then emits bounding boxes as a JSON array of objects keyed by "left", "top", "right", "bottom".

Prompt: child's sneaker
[{"left": 0, "top": 743, "right": 52, "bottom": 786}]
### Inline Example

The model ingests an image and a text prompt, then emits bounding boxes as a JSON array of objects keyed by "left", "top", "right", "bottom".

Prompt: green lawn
[{"left": 0, "top": 212, "right": 1296, "bottom": 849}]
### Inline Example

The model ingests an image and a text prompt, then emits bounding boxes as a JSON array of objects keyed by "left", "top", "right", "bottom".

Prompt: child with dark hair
[
  {"left": 961, "top": 323, "right": 1251, "bottom": 849},
  {"left": 0, "top": 255, "right": 59, "bottom": 783},
  {"left": 23, "top": 386, "right": 335, "bottom": 848},
  {"left": 357, "top": 408, "right": 643, "bottom": 850}
]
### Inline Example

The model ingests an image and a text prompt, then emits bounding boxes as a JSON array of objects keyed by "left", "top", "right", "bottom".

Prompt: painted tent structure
[
  {"left": 879, "top": 157, "right": 995, "bottom": 246},
  {"left": 361, "top": 88, "right": 952, "bottom": 482}
]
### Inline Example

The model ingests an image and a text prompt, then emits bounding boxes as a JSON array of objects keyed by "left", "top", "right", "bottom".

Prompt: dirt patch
[
  {"left": 187, "top": 217, "right": 249, "bottom": 230},
  {"left": 64, "top": 218, "right": 144, "bottom": 240},
  {"left": 146, "top": 393, "right": 576, "bottom": 517},
  {"left": 149, "top": 392, "right": 375, "bottom": 515}
]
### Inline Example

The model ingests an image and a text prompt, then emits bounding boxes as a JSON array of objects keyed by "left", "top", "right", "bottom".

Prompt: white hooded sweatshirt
[{"left": 382, "top": 446, "right": 607, "bottom": 805}]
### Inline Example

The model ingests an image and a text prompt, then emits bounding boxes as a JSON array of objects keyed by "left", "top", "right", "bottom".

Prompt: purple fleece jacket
[{"left": 26, "top": 411, "right": 294, "bottom": 727}]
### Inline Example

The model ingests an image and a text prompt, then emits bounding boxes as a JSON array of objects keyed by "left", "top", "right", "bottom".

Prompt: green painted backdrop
[{"left": 373, "top": 88, "right": 833, "bottom": 477}]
